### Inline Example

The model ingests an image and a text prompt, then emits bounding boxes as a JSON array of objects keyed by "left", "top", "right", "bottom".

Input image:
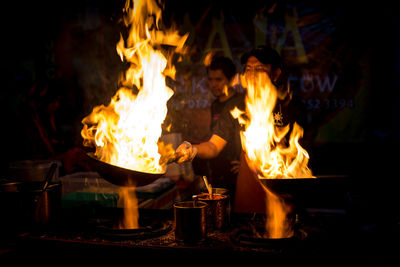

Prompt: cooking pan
[
  {"left": 86, "top": 152, "right": 165, "bottom": 187},
  {"left": 259, "top": 175, "right": 350, "bottom": 195},
  {"left": 259, "top": 175, "right": 352, "bottom": 211}
]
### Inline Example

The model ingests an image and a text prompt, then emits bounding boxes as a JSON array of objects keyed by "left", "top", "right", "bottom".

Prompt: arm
[
  {"left": 175, "top": 134, "right": 227, "bottom": 163},
  {"left": 175, "top": 95, "right": 242, "bottom": 163},
  {"left": 194, "top": 134, "right": 227, "bottom": 159}
]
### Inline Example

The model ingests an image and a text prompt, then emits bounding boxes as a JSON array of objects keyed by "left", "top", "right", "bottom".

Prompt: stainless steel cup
[
  {"left": 174, "top": 200, "right": 208, "bottom": 244},
  {"left": 211, "top": 188, "right": 229, "bottom": 196},
  {"left": 197, "top": 192, "right": 230, "bottom": 232}
]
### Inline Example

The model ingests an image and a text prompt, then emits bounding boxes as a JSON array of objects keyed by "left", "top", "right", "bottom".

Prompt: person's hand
[
  {"left": 175, "top": 141, "right": 197, "bottom": 163},
  {"left": 230, "top": 160, "right": 240, "bottom": 174}
]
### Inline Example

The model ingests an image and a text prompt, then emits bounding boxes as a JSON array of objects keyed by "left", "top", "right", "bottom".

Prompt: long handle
[
  {"left": 202, "top": 176, "right": 212, "bottom": 196},
  {"left": 42, "top": 162, "right": 58, "bottom": 192}
]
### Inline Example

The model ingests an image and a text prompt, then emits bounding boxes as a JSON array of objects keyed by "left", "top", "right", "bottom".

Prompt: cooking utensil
[
  {"left": 259, "top": 175, "right": 352, "bottom": 215},
  {"left": 34, "top": 162, "right": 59, "bottom": 224},
  {"left": 196, "top": 192, "right": 230, "bottom": 232},
  {"left": 0, "top": 164, "right": 61, "bottom": 233},
  {"left": 86, "top": 152, "right": 165, "bottom": 187},
  {"left": 41, "top": 162, "right": 58, "bottom": 192},
  {"left": 259, "top": 175, "right": 350, "bottom": 196},
  {"left": 174, "top": 200, "right": 208, "bottom": 244},
  {"left": 202, "top": 176, "right": 212, "bottom": 195},
  {"left": 8, "top": 159, "right": 60, "bottom": 182}
]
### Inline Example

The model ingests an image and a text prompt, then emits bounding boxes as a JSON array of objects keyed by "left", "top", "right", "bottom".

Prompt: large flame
[
  {"left": 232, "top": 72, "right": 313, "bottom": 179},
  {"left": 232, "top": 71, "right": 313, "bottom": 238},
  {"left": 81, "top": 0, "right": 187, "bottom": 174}
]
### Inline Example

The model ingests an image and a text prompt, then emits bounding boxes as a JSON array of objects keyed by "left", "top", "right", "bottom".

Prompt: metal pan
[
  {"left": 86, "top": 152, "right": 165, "bottom": 187},
  {"left": 259, "top": 175, "right": 352, "bottom": 211},
  {"left": 259, "top": 175, "right": 350, "bottom": 196}
]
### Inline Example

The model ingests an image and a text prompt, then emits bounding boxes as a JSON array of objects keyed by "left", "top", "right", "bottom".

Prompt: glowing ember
[
  {"left": 232, "top": 68, "right": 313, "bottom": 238},
  {"left": 81, "top": 0, "right": 187, "bottom": 174}
]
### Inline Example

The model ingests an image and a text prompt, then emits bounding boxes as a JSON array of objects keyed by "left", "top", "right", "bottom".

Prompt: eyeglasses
[{"left": 244, "top": 65, "right": 269, "bottom": 73}]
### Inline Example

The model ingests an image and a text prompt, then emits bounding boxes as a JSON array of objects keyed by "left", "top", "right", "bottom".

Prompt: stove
[
  {"left": 10, "top": 205, "right": 397, "bottom": 265},
  {"left": 1, "top": 172, "right": 397, "bottom": 264}
]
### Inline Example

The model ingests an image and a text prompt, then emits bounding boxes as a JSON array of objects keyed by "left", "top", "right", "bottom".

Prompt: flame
[
  {"left": 232, "top": 72, "right": 313, "bottom": 179},
  {"left": 118, "top": 186, "right": 139, "bottom": 229},
  {"left": 81, "top": 0, "right": 187, "bottom": 173},
  {"left": 263, "top": 187, "right": 293, "bottom": 238},
  {"left": 203, "top": 51, "right": 215, "bottom": 67},
  {"left": 232, "top": 71, "right": 313, "bottom": 238}
]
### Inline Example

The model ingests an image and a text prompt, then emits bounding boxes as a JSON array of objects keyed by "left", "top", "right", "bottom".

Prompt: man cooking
[
  {"left": 204, "top": 56, "right": 239, "bottom": 196},
  {"left": 176, "top": 45, "right": 303, "bottom": 206}
]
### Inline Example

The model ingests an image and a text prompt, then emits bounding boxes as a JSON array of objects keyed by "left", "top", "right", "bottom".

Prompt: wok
[
  {"left": 259, "top": 175, "right": 350, "bottom": 195},
  {"left": 259, "top": 175, "right": 352, "bottom": 210},
  {"left": 86, "top": 152, "right": 165, "bottom": 187}
]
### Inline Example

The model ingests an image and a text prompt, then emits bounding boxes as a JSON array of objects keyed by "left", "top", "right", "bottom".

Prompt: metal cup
[
  {"left": 197, "top": 192, "right": 230, "bottom": 232},
  {"left": 174, "top": 200, "right": 208, "bottom": 244},
  {"left": 211, "top": 188, "right": 229, "bottom": 196}
]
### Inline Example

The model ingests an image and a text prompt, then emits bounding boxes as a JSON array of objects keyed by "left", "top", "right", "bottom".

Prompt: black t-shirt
[
  {"left": 211, "top": 99, "right": 227, "bottom": 130},
  {"left": 210, "top": 91, "right": 238, "bottom": 131},
  {"left": 208, "top": 93, "right": 240, "bottom": 192},
  {"left": 212, "top": 93, "right": 245, "bottom": 163}
]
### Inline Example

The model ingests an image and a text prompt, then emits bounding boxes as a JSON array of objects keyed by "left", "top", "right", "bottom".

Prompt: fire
[
  {"left": 81, "top": 0, "right": 187, "bottom": 174},
  {"left": 264, "top": 189, "right": 293, "bottom": 238},
  {"left": 232, "top": 70, "right": 313, "bottom": 238},
  {"left": 118, "top": 186, "right": 139, "bottom": 229},
  {"left": 232, "top": 72, "right": 312, "bottom": 179}
]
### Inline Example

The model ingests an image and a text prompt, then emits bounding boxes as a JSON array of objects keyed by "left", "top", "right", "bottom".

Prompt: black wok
[
  {"left": 259, "top": 175, "right": 350, "bottom": 195},
  {"left": 86, "top": 152, "right": 165, "bottom": 187},
  {"left": 259, "top": 175, "right": 352, "bottom": 210}
]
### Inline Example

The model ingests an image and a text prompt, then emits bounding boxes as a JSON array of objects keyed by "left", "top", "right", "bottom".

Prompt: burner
[
  {"left": 230, "top": 226, "right": 306, "bottom": 249},
  {"left": 96, "top": 219, "right": 172, "bottom": 240},
  {"left": 230, "top": 217, "right": 307, "bottom": 249},
  {"left": 92, "top": 209, "right": 173, "bottom": 240}
]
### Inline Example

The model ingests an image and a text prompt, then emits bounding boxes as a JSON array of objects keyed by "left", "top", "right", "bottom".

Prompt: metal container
[
  {"left": 32, "top": 182, "right": 62, "bottom": 225},
  {"left": 0, "top": 181, "right": 61, "bottom": 234},
  {"left": 174, "top": 200, "right": 208, "bottom": 244},
  {"left": 211, "top": 187, "right": 229, "bottom": 196},
  {"left": 0, "top": 162, "right": 61, "bottom": 236},
  {"left": 197, "top": 192, "right": 230, "bottom": 232},
  {"left": 8, "top": 159, "right": 60, "bottom": 182}
]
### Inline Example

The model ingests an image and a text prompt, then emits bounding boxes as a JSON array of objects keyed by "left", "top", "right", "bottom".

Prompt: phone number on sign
[{"left": 302, "top": 98, "right": 355, "bottom": 110}]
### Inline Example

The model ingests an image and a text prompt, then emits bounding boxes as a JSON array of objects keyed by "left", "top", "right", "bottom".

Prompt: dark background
[{"left": 0, "top": 0, "right": 399, "bottom": 182}]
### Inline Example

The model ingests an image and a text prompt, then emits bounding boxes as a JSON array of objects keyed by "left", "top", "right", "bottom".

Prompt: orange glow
[
  {"left": 232, "top": 70, "right": 313, "bottom": 238},
  {"left": 263, "top": 186, "right": 293, "bottom": 238},
  {"left": 81, "top": 0, "right": 187, "bottom": 174},
  {"left": 232, "top": 72, "right": 313, "bottom": 179},
  {"left": 118, "top": 186, "right": 139, "bottom": 229}
]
